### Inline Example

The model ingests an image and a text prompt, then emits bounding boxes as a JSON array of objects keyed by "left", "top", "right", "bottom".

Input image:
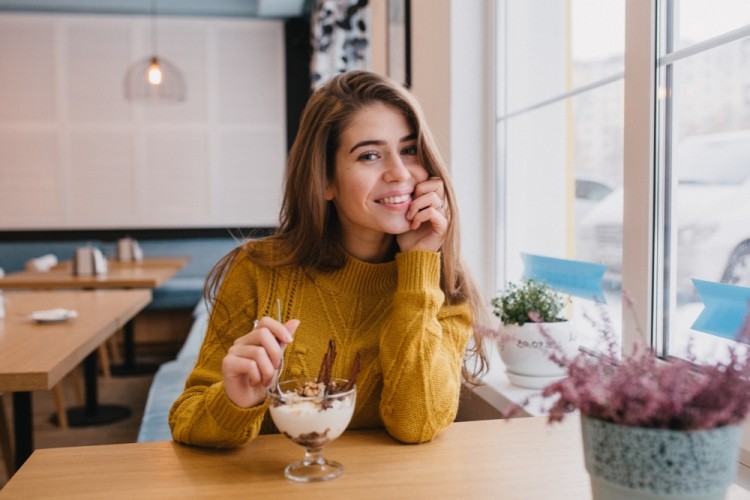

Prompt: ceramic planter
[
  {"left": 581, "top": 415, "right": 741, "bottom": 500},
  {"left": 498, "top": 320, "right": 578, "bottom": 387}
]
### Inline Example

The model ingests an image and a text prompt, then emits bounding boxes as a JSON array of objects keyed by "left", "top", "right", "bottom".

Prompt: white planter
[{"left": 498, "top": 320, "right": 578, "bottom": 386}]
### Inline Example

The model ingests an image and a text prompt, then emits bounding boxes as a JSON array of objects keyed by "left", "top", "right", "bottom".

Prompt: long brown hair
[{"left": 207, "top": 70, "right": 489, "bottom": 382}]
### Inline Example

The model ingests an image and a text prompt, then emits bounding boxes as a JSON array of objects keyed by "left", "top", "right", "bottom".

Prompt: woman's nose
[{"left": 383, "top": 153, "right": 410, "bottom": 182}]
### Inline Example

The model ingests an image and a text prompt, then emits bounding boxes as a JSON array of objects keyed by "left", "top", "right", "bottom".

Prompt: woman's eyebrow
[
  {"left": 348, "top": 133, "right": 417, "bottom": 154},
  {"left": 349, "top": 139, "right": 383, "bottom": 154}
]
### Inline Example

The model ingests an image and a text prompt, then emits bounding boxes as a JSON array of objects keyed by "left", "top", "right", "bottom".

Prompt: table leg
[
  {"left": 110, "top": 320, "right": 159, "bottom": 376},
  {"left": 12, "top": 391, "right": 32, "bottom": 470},
  {"left": 51, "top": 351, "right": 131, "bottom": 427}
]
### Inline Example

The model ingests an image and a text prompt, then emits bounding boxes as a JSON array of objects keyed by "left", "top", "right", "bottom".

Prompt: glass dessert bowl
[{"left": 267, "top": 377, "right": 356, "bottom": 482}]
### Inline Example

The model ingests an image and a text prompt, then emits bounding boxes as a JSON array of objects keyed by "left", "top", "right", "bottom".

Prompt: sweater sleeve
[
  {"left": 378, "top": 250, "right": 473, "bottom": 443},
  {"left": 169, "top": 255, "right": 268, "bottom": 448}
]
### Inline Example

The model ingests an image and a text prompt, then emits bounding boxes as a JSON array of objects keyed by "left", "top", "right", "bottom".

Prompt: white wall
[{"left": 0, "top": 12, "right": 286, "bottom": 230}]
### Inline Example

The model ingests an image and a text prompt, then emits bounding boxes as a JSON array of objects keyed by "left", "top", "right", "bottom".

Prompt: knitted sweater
[{"left": 169, "top": 239, "right": 473, "bottom": 447}]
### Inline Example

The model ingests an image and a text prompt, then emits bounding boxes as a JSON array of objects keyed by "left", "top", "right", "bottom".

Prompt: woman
[{"left": 169, "top": 70, "right": 489, "bottom": 447}]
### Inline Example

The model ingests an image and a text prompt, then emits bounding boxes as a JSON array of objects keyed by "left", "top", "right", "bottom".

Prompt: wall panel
[{"left": 0, "top": 12, "right": 286, "bottom": 230}]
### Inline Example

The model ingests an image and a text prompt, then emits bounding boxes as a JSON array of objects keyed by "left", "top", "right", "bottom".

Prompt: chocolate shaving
[
  {"left": 309, "top": 339, "right": 361, "bottom": 397},
  {"left": 337, "top": 352, "right": 361, "bottom": 393},
  {"left": 317, "top": 339, "right": 337, "bottom": 388}
]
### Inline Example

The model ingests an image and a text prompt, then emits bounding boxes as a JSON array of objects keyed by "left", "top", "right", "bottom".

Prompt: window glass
[
  {"left": 570, "top": 0, "right": 625, "bottom": 78},
  {"left": 662, "top": 36, "right": 750, "bottom": 360},
  {"left": 503, "top": 0, "right": 623, "bottom": 115},
  {"left": 674, "top": 0, "right": 750, "bottom": 51},
  {"left": 498, "top": 1, "right": 625, "bottom": 351}
]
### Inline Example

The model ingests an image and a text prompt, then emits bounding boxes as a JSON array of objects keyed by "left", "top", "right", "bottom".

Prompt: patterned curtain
[{"left": 310, "top": 0, "right": 370, "bottom": 89}]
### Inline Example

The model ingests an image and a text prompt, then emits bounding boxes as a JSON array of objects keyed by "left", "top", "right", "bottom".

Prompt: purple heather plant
[{"left": 504, "top": 298, "right": 750, "bottom": 431}]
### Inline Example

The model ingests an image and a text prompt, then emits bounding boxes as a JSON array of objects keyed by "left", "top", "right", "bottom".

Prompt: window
[{"left": 497, "top": 0, "right": 750, "bottom": 360}]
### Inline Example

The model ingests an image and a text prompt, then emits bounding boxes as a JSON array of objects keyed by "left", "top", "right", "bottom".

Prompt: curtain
[{"left": 310, "top": 0, "right": 370, "bottom": 88}]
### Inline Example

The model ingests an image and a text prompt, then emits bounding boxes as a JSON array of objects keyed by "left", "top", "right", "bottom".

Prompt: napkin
[{"left": 25, "top": 253, "right": 59, "bottom": 272}]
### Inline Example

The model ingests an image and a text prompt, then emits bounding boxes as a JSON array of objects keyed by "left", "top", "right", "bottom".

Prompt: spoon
[
  {"left": 275, "top": 298, "right": 285, "bottom": 394},
  {"left": 253, "top": 298, "right": 286, "bottom": 394}
]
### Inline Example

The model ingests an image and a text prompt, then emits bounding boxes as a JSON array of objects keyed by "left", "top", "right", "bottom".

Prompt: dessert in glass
[{"left": 268, "top": 378, "right": 356, "bottom": 482}]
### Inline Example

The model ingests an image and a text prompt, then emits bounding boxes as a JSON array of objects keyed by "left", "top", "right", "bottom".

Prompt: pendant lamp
[{"left": 124, "top": 0, "right": 186, "bottom": 102}]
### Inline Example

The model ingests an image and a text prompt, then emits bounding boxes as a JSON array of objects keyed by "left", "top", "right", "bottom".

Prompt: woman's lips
[{"left": 376, "top": 193, "right": 411, "bottom": 205}]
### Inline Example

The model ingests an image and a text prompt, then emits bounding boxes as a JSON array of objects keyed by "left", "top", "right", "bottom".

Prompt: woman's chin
[{"left": 384, "top": 222, "right": 412, "bottom": 236}]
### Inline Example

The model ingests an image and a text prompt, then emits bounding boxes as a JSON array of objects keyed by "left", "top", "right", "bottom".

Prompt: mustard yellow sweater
[{"left": 169, "top": 239, "right": 473, "bottom": 447}]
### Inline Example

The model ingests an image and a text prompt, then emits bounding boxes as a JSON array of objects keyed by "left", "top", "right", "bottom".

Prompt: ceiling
[{"left": 0, "top": 0, "right": 311, "bottom": 19}]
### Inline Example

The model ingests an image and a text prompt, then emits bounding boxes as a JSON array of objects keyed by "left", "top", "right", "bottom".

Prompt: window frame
[{"left": 621, "top": 0, "right": 659, "bottom": 353}]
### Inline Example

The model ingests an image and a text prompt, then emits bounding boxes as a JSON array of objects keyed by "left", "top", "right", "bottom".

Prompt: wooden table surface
[
  {"left": 0, "top": 266, "right": 178, "bottom": 290},
  {"left": 0, "top": 257, "right": 189, "bottom": 375},
  {"left": 0, "top": 290, "right": 152, "bottom": 391},
  {"left": 3, "top": 416, "right": 749, "bottom": 499},
  {"left": 51, "top": 256, "right": 190, "bottom": 271},
  {"left": 0, "top": 289, "right": 153, "bottom": 470}
]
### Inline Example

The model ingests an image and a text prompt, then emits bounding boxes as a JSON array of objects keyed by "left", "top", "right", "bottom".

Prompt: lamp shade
[{"left": 124, "top": 55, "right": 186, "bottom": 102}]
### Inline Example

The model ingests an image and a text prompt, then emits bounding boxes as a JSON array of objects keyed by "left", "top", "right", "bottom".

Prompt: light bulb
[{"left": 147, "top": 59, "right": 162, "bottom": 85}]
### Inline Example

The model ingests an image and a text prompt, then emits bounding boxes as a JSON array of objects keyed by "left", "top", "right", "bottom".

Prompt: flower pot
[
  {"left": 498, "top": 320, "right": 578, "bottom": 385},
  {"left": 581, "top": 415, "right": 741, "bottom": 500}
]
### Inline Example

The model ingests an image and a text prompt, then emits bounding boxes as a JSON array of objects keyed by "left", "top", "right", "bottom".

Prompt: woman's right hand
[{"left": 222, "top": 317, "right": 299, "bottom": 408}]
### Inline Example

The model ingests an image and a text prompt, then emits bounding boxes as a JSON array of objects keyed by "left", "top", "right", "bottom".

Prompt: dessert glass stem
[{"left": 303, "top": 448, "right": 326, "bottom": 466}]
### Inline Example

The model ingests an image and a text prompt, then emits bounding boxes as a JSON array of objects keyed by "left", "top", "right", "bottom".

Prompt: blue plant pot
[{"left": 581, "top": 415, "right": 740, "bottom": 500}]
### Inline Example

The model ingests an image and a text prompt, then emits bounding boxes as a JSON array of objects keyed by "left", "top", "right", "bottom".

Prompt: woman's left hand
[{"left": 397, "top": 177, "right": 449, "bottom": 253}]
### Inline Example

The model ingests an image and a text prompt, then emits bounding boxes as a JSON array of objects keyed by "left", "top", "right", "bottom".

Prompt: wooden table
[
  {"left": 0, "top": 289, "right": 152, "bottom": 469},
  {"left": 51, "top": 256, "right": 190, "bottom": 272},
  {"left": 0, "top": 266, "right": 178, "bottom": 290},
  {"left": 2, "top": 417, "right": 749, "bottom": 499},
  {"left": 0, "top": 261, "right": 183, "bottom": 375}
]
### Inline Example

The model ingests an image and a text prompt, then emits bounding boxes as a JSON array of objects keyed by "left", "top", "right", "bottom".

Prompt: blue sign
[
  {"left": 521, "top": 253, "right": 607, "bottom": 303},
  {"left": 691, "top": 279, "right": 750, "bottom": 341}
]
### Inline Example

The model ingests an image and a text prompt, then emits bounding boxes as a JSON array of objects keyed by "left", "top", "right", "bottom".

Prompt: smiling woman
[{"left": 168, "top": 70, "right": 491, "bottom": 452}]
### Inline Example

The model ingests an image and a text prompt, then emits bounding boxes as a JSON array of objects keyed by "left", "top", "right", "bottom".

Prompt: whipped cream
[{"left": 269, "top": 391, "right": 355, "bottom": 445}]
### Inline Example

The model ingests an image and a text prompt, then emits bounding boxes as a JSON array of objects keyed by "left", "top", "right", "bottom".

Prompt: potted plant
[
  {"left": 491, "top": 278, "right": 578, "bottom": 388},
  {"left": 505, "top": 301, "right": 750, "bottom": 500}
]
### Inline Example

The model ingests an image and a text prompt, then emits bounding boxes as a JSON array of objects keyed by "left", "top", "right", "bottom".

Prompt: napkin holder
[
  {"left": 116, "top": 237, "right": 143, "bottom": 262},
  {"left": 73, "top": 246, "right": 108, "bottom": 276}
]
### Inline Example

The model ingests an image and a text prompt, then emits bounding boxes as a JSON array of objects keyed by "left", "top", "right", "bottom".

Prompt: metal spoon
[{"left": 274, "top": 298, "right": 285, "bottom": 394}]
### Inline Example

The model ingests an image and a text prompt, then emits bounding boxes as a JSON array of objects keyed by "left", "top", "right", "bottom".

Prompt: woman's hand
[
  {"left": 222, "top": 317, "right": 300, "bottom": 408},
  {"left": 397, "top": 176, "right": 449, "bottom": 253}
]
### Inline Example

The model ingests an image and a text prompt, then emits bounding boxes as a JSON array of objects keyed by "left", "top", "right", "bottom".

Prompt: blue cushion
[
  {"left": 136, "top": 357, "right": 197, "bottom": 442},
  {"left": 138, "top": 308, "right": 210, "bottom": 442},
  {"left": 177, "top": 307, "right": 209, "bottom": 361},
  {"left": 147, "top": 277, "right": 206, "bottom": 311},
  {"left": 136, "top": 238, "right": 240, "bottom": 279},
  {"left": 137, "top": 238, "right": 240, "bottom": 311}
]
